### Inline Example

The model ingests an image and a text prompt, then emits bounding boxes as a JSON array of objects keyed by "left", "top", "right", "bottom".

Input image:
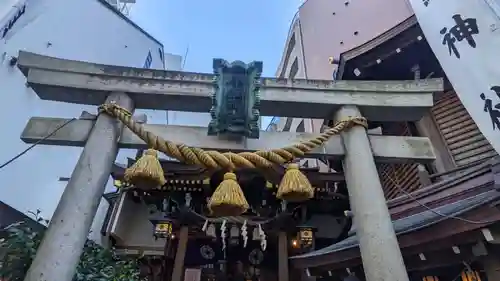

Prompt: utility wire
[{"left": 0, "top": 118, "right": 76, "bottom": 170}]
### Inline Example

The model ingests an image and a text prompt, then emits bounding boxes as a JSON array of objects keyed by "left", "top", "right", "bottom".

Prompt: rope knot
[
  {"left": 351, "top": 116, "right": 368, "bottom": 128},
  {"left": 98, "top": 102, "right": 132, "bottom": 117}
]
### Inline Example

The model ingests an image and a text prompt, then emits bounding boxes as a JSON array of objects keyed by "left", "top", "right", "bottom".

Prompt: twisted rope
[{"left": 98, "top": 103, "right": 367, "bottom": 171}]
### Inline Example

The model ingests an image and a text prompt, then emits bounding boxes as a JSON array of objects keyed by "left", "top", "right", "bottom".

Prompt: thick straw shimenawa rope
[{"left": 98, "top": 103, "right": 368, "bottom": 171}]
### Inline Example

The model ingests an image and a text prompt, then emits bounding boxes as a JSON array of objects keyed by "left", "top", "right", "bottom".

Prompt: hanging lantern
[
  {"left": 113, "top": 179, "right": 131, "bottom": 189},
  {"left": 422, "top": 277, "right": 439, "bottom": 281},
  {"left": 229, "top": 225, "right": 240, "bottom": 246},
  {"left": 206, "top": 223, "right": 217, "bottom": 238},
  {"left": 296, "top": 225, "right": 317, "bottom": 249},
  {"left": 252, "top": 227, "right": 260, "bottom": 241},
  {"left": 461, "top": 270, "right": 481, "bottom": 281},
  {"left": 150, "top": 217, "right": 175, "bottom": 240},
  {"left": 113, "top": 179, "right": 123, "bottom": 188}
]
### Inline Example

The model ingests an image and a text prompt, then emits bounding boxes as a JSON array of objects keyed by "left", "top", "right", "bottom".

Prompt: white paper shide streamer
[
  {"left": 258, "top": 224, "right": 266, "bottom": 251},
  {"left": 241, "top": 220, "right": 248, "bottom": 248},
  {"left": 220, "top": 220, "right": 227, "bottom": 251}
]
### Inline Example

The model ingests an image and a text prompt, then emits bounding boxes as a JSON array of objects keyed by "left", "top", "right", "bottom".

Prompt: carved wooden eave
[
  {"left": 336, "top": 15, "right": 418, "bottom": 79},
  {"left": 335, "top": 15, "right": 446, "bottom": 84},
  {"left": 290, "top": 158, "right": 500, "bottom": 273},
  {"left": 110, "top": 158, "right": 345, "bottom": 186}
]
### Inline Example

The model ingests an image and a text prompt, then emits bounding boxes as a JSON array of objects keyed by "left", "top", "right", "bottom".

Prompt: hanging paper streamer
[
  {"left": 258, "top": 224, "right": 267, "bottom": 251},
  {"left": 220, "top": 220, "right": 227, "bottom": 252},
  {"left": 202, "top": 220, "right": 208, "bottom": 232},
  {"left": 241, "top": 220, "right": 248, "bottom": 248}
]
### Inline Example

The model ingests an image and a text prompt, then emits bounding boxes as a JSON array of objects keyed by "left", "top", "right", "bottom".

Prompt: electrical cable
[
  {"left": 0, "top": 118, "right": 76, "bottom": 170},
  {"left": 387, "top": 175, "right": 500, "bottom": 225}
]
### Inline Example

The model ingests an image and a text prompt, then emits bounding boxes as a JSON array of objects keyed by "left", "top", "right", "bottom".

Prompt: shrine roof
[
  {"left": 290, "top": 158, "right": 500, "bottom": 269},
  {"left": 336, "top": 15, "right": 447, "bottom": 84},
  {"left": 110, "top": 158, "right": 345, "bottom": 185},
  {"left": 291, "top": 189, "right": 500, "bottom": 260}
]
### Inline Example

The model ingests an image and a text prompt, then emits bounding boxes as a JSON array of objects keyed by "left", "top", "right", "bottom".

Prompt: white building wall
[
  {"left": 0, "top": 0, "right": 167, "bottom": 243},
  {"left": 273, "top": 13, "right": 310, "bottom": 133},
  {"left": 163, "top": 53, "right": 212, "bottom": 127}
]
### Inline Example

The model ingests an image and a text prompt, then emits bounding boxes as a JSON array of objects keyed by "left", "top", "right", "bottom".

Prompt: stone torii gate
[{"left": 16, "top": 51, "right": 442, "bottom": 281}]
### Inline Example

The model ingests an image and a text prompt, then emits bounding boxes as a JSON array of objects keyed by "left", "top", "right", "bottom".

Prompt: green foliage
[{"left": 0, "top": 210, "right": 145, "bottom": 281}]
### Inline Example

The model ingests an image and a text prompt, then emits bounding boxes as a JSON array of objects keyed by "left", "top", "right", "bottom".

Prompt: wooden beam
[
  {"left": 21, "top": 117, "right": 437, "bottom": 163},
  {"left": 17, "top": 51, "right": 443, "bottom": 121},
  {"left": 171, "top": 226, "right": 189, "bottom": 281},
  {"left": 278, "top": 232, "right": 289, "bottom": 281}
]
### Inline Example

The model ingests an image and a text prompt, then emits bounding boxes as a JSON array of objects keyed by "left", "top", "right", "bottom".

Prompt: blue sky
[{"left": 130, "top": 0, "right": 303, "bottom": 76}]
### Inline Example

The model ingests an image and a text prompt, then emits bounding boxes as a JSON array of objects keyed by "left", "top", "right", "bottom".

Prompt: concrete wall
[
  {"left": 0, "top": 0, "right": 166, "bottom": 243},
  {"left": 299, "top": 0, "right": 413, "bottom": 81},
  {"left": 276, "top": 0, "right": 414, "bottom": 133}
]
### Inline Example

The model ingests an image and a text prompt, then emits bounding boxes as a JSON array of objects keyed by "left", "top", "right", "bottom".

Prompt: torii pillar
[
  {"left": 335, "top": 105, "right": 409, "bottom": 281},
  {"left": 23, "top": 92, "right": 134, "bottom": 281}
]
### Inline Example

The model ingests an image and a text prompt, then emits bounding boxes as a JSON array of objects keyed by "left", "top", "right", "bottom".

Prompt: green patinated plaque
[{"left": 208, "top": 58, "right": 262, "bottom": 139}]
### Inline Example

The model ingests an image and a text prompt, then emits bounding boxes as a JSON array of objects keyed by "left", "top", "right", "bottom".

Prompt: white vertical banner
[{"left": 409, "top": 0, "right": 500, "bottom": 154}]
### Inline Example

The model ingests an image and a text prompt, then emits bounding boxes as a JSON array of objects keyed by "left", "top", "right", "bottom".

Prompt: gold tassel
[
  {"left": 124, "top": 149, "right": 166, "bottom": 190},
  {"left": 277, "top": 163, "right": 314, "bottom": 202},
  {"left": 208, "top": 172, "right": 249, "bottom": 217}
]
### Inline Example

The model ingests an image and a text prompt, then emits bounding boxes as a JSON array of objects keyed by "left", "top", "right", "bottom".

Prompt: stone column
[
  {"left": 335, "top": 105, "right": 409, "bottom": 281},
  {"left": 24, "top": 92, "right": 134, "bottom": 281}
]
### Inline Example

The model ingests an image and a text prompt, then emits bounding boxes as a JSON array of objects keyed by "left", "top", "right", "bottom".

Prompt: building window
[
  {"left": 1, "top": 4, "right": 26, "bottom": 39},
  {"left": 289, "top": 58, "right": 299, "bottom": 80},
  {"left": 279, "top": 33, "right": 296, "bottom": 78},
  {"left": 158, "top": 48, "right": 164, "bottom": 62},
  {"left": 143, "top": 50, "right": 152, "bottom": 69},
  {"left": 283, "top": 118, "right": 293, "bottom": 132},
  {"left": 296, "top": 120, "right": 305, "bottom": 132}
]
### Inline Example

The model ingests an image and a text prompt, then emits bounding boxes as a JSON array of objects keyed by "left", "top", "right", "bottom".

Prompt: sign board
[{"left": 409, "top": 0, "right": 500, "bottom": 154}]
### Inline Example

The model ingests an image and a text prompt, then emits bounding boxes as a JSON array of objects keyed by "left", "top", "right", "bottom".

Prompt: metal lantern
[
  {"left": 252, "top": 227, "right": 260, "bottom": 241},
  {"left": 461, "top": 270, "right": 481, "bottom": 281},
  {"left": 296, "top": 225, "right": 317, "bottom": 248},
  {"left": 113, "top": 179, "right": 130, "bottom": 189},
  {"left": 150, "top": 217, "right": 175, "bottom": 240},
  {"left": 206, "top": 223, "right": 217, "bottom": 238}
]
